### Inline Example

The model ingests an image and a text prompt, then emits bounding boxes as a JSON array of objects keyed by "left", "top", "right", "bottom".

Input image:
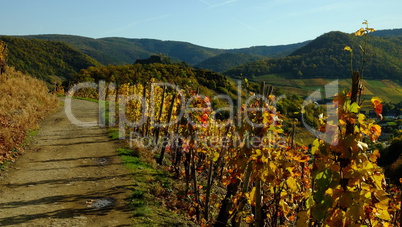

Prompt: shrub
[{"left": 0, "top": 66, "right": 59, "bottom": 163}]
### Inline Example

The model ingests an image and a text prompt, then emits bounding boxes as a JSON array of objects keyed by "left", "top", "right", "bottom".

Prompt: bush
[{"left": 0, "top": 67, "right": 59, "bottom": 163}]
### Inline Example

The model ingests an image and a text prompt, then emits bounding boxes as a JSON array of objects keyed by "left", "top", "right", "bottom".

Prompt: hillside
[
  {"left": 224, "top": 30, "right": 402, "bottom": 81},
  {"left": 74, "top": 62, "right": 241, "bottom": 106},
  {"left": 0, "top": 36, "right": 101, "bottom": 81},
  {"left": 2, "top": 29, "right": 401, "bottom": 90},
  {"left": 18, "top": 35, "right": 306, "bottom": 66},
  {"left": 195, "top": 53, "right": 267, "bottom": 72},
  {"left": 226, "top": 41, "right": 310, "bottom": 57},
  {"left": 249, "top": 74, "right": 402, "bottom": 103},
  {"left": 19, "top": 35, "right": 223, "bottom": 65},
  {"left": 371, "top": 28, "right": 402, "bottom": 37},
  {"left": 196, "top": 42, "right": 310, "bottom": 72}
]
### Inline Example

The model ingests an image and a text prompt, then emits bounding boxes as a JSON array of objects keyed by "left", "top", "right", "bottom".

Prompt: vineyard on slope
[{"left": 68, "top": 22, "right": 401, "bottom": 226}]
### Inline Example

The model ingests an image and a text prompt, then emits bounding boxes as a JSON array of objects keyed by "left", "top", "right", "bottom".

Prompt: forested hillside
[
  {"left": 74, "top": 62, "right": 241, "bottom": 106},
  {"left": 1, "top": 29, "right": 401, "bottom": 87},
  {"left": 18, "top": 35, "right": 306, "bottom": 66},
  {"left": 226, "top": 41, "right": 310, "bottom": 57},
  {"left": 224, "top": 31, "right": 402, "bottom": 81},
  {"left": 195, "top": 53, "right": 267, "bottom": 72},
  {"left": 0, "top": 36, "right": 100, "bottom": 81},
  {"left": 371, "top": 28, "right": 402, "bottom": 37}
]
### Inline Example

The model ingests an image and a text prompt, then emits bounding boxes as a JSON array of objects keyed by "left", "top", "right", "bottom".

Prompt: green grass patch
[
  {"left": 250, "top": 76, "right": 402, "bottom": 104},
  {"left": 387, "top": 122, "right": 397, "bottom": 126},
  {"left": 366, "top": 80, "right": 385, "bottom": 88},
  {"left": 27, "top": 130, "right": 39, "bottom": 137},
  {"left": 116, "top": 146, "right": 194, "bottom": 226},
  {"left": 71, "top": 96, "right": 100, "bottom": 103},
  {"left": 108, "top": 128, "right": 120, "bottom": 140}
]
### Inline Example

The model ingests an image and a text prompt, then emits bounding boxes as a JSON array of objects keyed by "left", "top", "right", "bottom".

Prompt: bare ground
[{"left": 0, "top": 98, "right": 133, "bottom": 226}]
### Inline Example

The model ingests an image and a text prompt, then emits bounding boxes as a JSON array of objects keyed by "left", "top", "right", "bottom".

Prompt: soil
[{"left": 0, "top": 98, "right": 133, "bottom": 226}]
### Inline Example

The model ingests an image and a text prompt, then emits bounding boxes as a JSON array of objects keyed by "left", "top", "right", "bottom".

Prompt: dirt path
[{"left": 0, "top": 98, "right": 133, "bottom": 226}]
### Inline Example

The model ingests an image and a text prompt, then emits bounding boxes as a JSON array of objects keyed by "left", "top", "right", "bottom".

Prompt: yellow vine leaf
[
  {"left": 344, "top": 46, "right": 352, "bottom": 52},
  {"left": 357, "top": 113, "right": 365, "bottom": 124},
  {"left": 279, "top": 199, "right": 290, "bottom": 215},
  {"left": 296, "top": 211, "right": 309, "bottom": 227},
  {"left": 245, "top": 215, "right": 254, "bottom": 224},
  {"left": 346, "top": 204, "right": 364, "bottom": 222},
  {"left": 286, "top": 177, "right": 297, "bottom": 191},
  {"left": 269, "top": 161, "right": 277, "bottom": 173},
  {"left": 369, "top": 150, "right": 380, "bottom": 162},
  {"left": 212, "top": 152, "right": 219, "bottom": 162},
  {"left": 248, "top": 187, "right": 256, "bottom": 206},
  {"left": 326, "top": 208, "right": 346, "bottom": 226},
  {"left": 376, "top": 208, "right": 391, "bottom": 221},
  {"left": 354, "top": 28, "right": 365, "bottom": 36},
  {"left": 311, "top": 139, "right": 320, "bottom": 155}
]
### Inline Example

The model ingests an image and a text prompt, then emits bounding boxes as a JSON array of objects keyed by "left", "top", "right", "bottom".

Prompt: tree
[{"left": 0, "top": 40, "right": 7, "bottom": 75}]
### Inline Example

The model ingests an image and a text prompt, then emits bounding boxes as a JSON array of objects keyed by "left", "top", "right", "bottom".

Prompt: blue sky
[{"left": 0, "top": 0, "right": 401, "bottom": 49}]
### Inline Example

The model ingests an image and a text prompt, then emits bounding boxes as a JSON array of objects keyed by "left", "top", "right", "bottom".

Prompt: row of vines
[
  {"left": 69, "top": 23, "right": 401, "bottom": 226},
  {"left": 87, "top": 75, "right": 399, "bottom": 226}
]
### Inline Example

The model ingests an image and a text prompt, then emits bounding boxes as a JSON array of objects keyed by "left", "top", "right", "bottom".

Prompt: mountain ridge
[
  {"left": 223, "top": 30, "right": 402, "bottom": 81},
  {"left": 0, "top": 35, "right": 101, "bottom": 81},
  {"left": 1, "top": 28, "right": 401, "bottom": 84},
  {"left": 14, "top": 34, "right": 310, "bottom": 66}
]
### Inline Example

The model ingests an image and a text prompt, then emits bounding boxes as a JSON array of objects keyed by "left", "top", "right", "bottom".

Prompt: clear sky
[{"left": 0, "top": 0, "right": 401, "bottom": 49}]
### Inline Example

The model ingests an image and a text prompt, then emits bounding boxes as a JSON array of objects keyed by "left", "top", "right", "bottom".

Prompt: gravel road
[{"left": 0, "top": 98, "right": 133, "bottom": 226}]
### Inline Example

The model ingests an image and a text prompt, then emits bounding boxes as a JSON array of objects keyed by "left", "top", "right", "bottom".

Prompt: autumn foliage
[
  {"left": 89, "top": 74, "right": 397, "bottom": 226},
  {"left": 65, "top": 21, "right": 401, "bottom": 226},
  {"left": 0, "top": 66, "right": 58, "bottom": 164}
]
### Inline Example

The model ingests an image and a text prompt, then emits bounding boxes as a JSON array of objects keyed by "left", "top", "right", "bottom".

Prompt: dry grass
[{"left": 0, "top": 66, "right": 59, "bottom": 164}]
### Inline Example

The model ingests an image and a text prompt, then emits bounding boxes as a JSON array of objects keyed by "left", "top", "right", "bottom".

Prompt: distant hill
[
  {"left": 226, "top": 41, "right": 310, "bottom": 57},
  {"left": 0, "top": 36, "right": 100, "bottom": 81},
  {"left": 74, "top": 62, "right": 241, "bottom": 109},
  {"left": 17, "top": 35, "right": 307, "bottom": 66},
  {"left": 371, "top": 28, "right": 402, "bottom": 37},
  {"left": 194, "top": 42, "right": 310, "bottom": 72},
  {"left": 195, "top": 53, "right": 267, "bottom": 72},
  {"left": 223, "top": 30, "right": 402, "bottom": 81},
  {"left": 2, "top": 28, "right": 401, "bottom": 86},
  {"left": 17, "top": 35, "right": 223, "bottom": 65}
]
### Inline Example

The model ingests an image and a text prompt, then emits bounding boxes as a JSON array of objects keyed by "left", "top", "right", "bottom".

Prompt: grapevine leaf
[
  {"left": 286, "top": 177, "right": 298, "bottom": 191},
  {"left": 306, "top": 197, "right": 314, "bottom": 209},
  {"left": 371, "top": 96, "right": 383, "bottom": 116},
  {"left": 279, "top": 199, "right": 290, "bottom": 215},
  {"left": 344, "top": 46, "right": 352, "bottom": 52},
  {"left": 350, "top": 102, "right": 360, "bottom": 113},
  {"left": 376, "top": 208, "right": 391, "bottom": 221},
  {"left": 354, "top": 28, "right": 365, "bottom": 36},
  {"left": 212, "top": 152, "right": 219, "bottom": 162},
  {"left": 357, "top": 113, "right": 365, "bottom": 124},
  {"left": 296, "top": 211, "right": 309, "bottom": 227},
  {"left": 248, "top": 186, "right": 256, "bottom": 206},
  {"left": 315, "top": 169, "right": 333, "bottom": 191},
  {"left": 346, "top": 204, "right": 364, "bottom": 223},
  {"left": 312, "top": 195, "right": 333, "bottom": 221},
  {"left": 311, "top": 139, "right": 320, "bottom": 155},
  {"left": 369, "top": 150, "right": 380, "bottom": 162},
  {"left": 245, "top": 215, "right": 254, "bottom": 224}
]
